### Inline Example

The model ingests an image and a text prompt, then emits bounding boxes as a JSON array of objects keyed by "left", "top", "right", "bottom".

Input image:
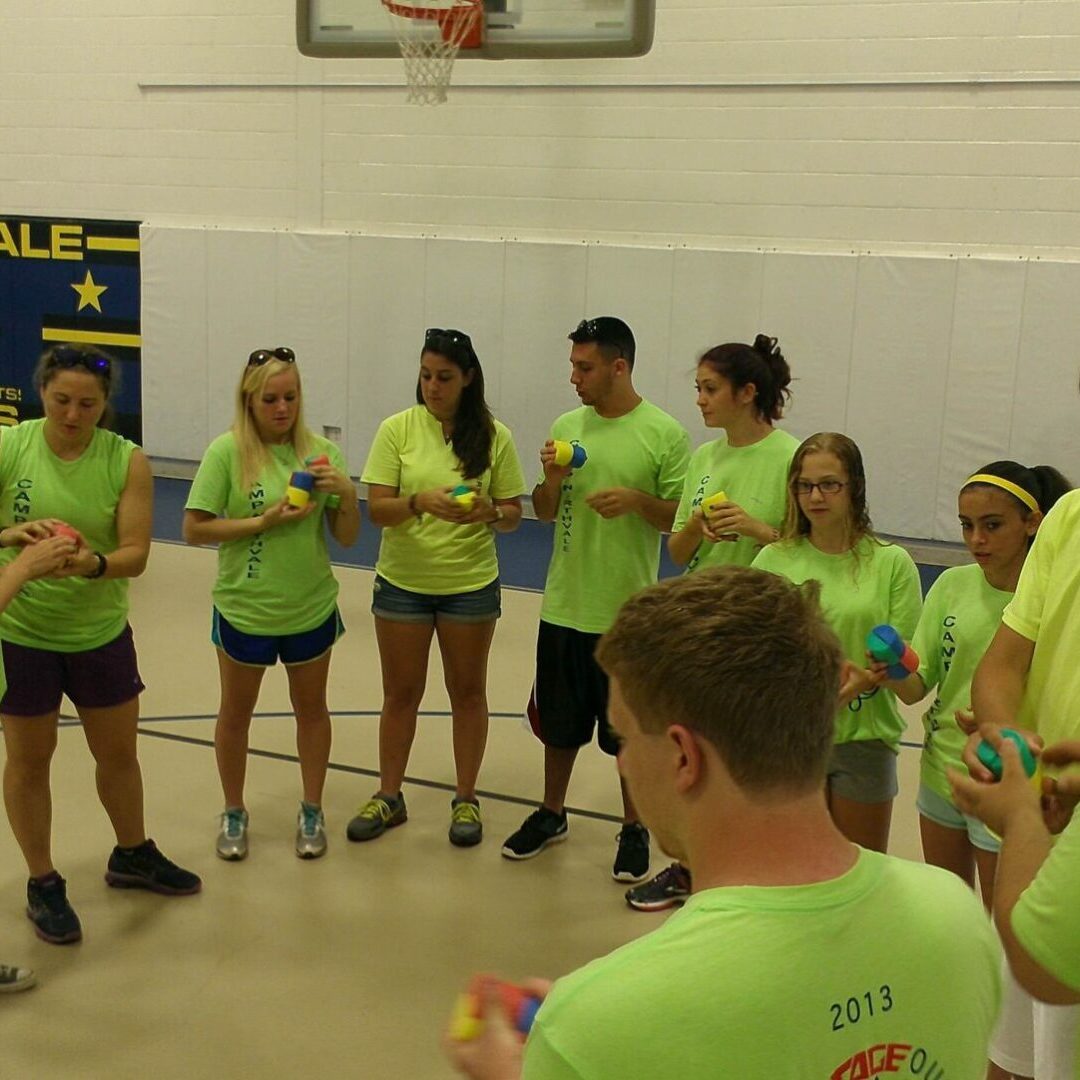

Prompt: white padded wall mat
[
  {"left": 141, "top": 224, "right": 1080, "bottom": 541},
  {"left": 583, "top": 245, "right": 676, "bottom": 409},
  {"left": 141, "top": 226, "right": 210, "bottom": 462},
  {"left": 274, "top": 231, "right": 351, "bottom": 461},
  {"left": 1011, "top": 261, "right": 1080, "bottom": 482},
  {"left": 933, "top": 259, "right": 1027, "bottom": 540},
  {"left": 346, "top": 235, "right": 427, "bottom": 477},
  {"left": 424, "top": 239, "right": 507, "bottom": 414},
  {"left": 761, "top": 253, "right": 860, "bottom": 443},
  {"left": 847, "top": 256, "right": 957, "bottom": 539},
  {"left": 205, "top": 229, "right": 278, "bottom": 441},
  {"left": 667, "top": 249, "right": 766, "bottom": 440},
  {"left": 499, "top": 242, "right": 590, "bottom": 473}
]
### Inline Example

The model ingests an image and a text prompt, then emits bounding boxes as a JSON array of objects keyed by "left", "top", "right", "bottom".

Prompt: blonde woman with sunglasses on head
[{"left": 184, "top": 347, "right": 359, "bottom": 863}]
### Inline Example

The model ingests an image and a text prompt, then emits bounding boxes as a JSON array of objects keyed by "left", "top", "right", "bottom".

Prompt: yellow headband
[{"left": 964, "top": 474, "right": 1039, "bottom": 514}]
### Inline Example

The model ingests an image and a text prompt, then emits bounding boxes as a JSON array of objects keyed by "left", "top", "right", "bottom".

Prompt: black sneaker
[
  {"left": 105, "top": 840, "right": 202, "bottom": 896},
  {"left": 26, "top": 872, "right": 82, "bottom": 945},
  {"left": 625, "top": 861, "right": 692, "bottom": 911},
  {"left": 501, "top": 807, "right": 568, "bottom": 860},
  {"left": 612, "top": 822, "right": 650, "bottom": 883}
]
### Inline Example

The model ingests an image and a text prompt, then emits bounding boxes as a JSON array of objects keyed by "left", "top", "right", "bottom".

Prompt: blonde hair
[{"left": 232, "top": 358, "right": 312, "bottom": 493}]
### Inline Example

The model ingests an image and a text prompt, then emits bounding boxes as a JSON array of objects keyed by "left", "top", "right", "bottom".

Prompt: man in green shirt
[
  {"left": 449, "top": 567, "right": 1000, "bottom": 1079},
  {"left": 501, "top": 317, "right": 690, "bottom": 882}
]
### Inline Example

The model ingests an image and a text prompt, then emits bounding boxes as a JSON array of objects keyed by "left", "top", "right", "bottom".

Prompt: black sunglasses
[
  {"left": 248, "top": 347, "right": 296, "bottom": 367},
  {"left": 425, "top": 328, "right": 473, "bottom": 349},
  {"left": 48, "top": 345, "right": 112, "bottom": 379}
]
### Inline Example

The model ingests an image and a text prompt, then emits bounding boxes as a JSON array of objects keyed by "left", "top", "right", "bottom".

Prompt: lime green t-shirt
[
  {"left": 673, "top": 428, "right": 799, "bottom": 572},
  {"left": 1012, "top": 811, "right": 1080, "bottom": 995},
  {"left": 186, "top": 432, "right": 346, "bottom": 635},
  {"left": 0, "top": 419, "right": 136, "bottom": 651},
  {"left": 538, "top": 401, "right": 690, "bottom": 634},
  {"left": 752, "top": 537, "right": 923, "bottom": 747},
  {"left": 524, "top": 850, "right": 1000, "bottom": 1079},
  {"left": 361, "top": 405, "right": 526, "bottom": 595},
  {"left": 913, "top": 563, "right": 1013, "bottom": 802},
  {"left": 1003, "top": 490, "right": 1080, "bottom": 748}
]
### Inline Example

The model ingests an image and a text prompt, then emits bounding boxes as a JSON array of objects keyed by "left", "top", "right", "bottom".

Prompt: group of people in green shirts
[{"left": 0, "top": 325, "right": 1077, "bottom": 1077}]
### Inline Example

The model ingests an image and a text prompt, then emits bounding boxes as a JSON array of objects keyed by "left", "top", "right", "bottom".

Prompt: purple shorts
[{"left": 0, "top": 624, "right": 146, "bottom": 716}]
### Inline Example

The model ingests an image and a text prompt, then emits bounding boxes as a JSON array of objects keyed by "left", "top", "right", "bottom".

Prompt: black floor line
[{"left": 133, "top": 724, "right": 625, "bottom": 825}]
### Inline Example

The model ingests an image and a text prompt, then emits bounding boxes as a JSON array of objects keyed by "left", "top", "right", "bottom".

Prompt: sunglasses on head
[
  {"left": 48, "top": 345, "right": 112, "bottom": 378},
  {"left": 248, "top": 347, "right": 296, "bottom": 367},
  {"left": 425, "top": 328, "right": 473, "bottom": 351}
]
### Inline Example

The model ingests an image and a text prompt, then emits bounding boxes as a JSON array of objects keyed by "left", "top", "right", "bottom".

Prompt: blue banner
[{"left": 0, "top": 215, "right": 141, "bottom": 443}]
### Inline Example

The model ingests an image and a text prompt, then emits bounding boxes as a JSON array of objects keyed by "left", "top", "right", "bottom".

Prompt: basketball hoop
[{"left": 382, "top": 0, "right": 483, "bottom": 105}]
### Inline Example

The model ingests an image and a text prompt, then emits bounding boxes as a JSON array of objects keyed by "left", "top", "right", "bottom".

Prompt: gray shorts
[{"left": 827, "top": 739, "right": 898, "bottom": 803}]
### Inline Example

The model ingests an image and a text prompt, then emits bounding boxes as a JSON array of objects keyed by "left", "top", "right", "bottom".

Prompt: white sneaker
[
  {"left": 216, "top": 808, "right": 249, "bottom": 861},
  {"left": 296, "top": 802, "right": 327, "bottom": 860}
]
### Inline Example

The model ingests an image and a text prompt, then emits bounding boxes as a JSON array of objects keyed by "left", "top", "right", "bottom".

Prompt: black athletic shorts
[{"left": 527, "top": 620, "right": 617, "bottom": 756}]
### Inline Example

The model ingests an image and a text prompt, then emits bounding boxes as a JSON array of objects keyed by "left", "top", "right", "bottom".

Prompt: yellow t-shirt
[
  {"left": 1003, "top": 490, "right": 1080, "bottom": 747},
  {"left": 362, "top": 405, "right": 526, "bottom": 595}
]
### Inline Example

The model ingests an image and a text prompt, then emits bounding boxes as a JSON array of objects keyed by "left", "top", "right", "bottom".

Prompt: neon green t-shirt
[
  {"left": 186, "top": 432, "right": 346, "bottom": 635},
  {"left": 1012, "top": 811, "right": 1080, "bottom": 994},
  {"left": 538, "top": 401, "right": 690, "bottom": 634},
  {"left": 524, "top": 850, "right": 1000, "bottom": 1078},
  {"left": 913, "top": 563, "right": 1013, "bottom": 802},
  {"left": 1003, "top": 490, "right": 1080, "bottom": 748},
  {"left": 361, "top": 405, "right": 526, "bottom": 595},
  {"left": 752, "top": 537, "right": 922, "bottom": 747},
  {"left": 0, "top": 419, "right": 136, "bottom": 651},
  {"left": 673, "top": 428, "right": 799, "bottom": 572}
]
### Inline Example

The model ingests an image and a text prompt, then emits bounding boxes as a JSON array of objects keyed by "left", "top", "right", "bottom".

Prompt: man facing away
[
  {"left": 501, "top": 316, "right": 690, "bottom": 883},
  {"left": 454, "top": 566, "right": 1001, "bottom": 1079}
]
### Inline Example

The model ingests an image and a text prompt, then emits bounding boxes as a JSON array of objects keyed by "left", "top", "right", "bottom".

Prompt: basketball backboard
[{"left": 297, "top": 0, "right": 654, "bottom": 59}]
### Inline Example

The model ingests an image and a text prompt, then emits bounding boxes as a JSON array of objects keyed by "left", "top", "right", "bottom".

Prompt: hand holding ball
[
  {"left": 552, "top": 440, "right": 587, "bottom": 469},
  {"left": 51, "top": 523, "right": 84, "bottom": 546},
  {"left": 976, "top": 728, "right": 1038, "bottom": 782},
  {"left": 700, "top": 491, "right": 729, "bottom": 516},
  {"left": 450, "top": 977, "right": 542, "bottom": 1042},
  {"left": 865, "top": 624, "right": 919, "bottom": 680},
  {"left": 286, "top": 470, "right": 316, "bottom": 508},
  {"left": 304, "top": 454, "right": 341, "bottom": 510},
  {"left": 451, "top": 484, "right": 477, "bottom": 510}
]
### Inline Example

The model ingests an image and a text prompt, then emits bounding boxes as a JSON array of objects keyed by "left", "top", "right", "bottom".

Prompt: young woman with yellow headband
[{"left": 886, "top": 460, "right": 1070, "bottom": 909}]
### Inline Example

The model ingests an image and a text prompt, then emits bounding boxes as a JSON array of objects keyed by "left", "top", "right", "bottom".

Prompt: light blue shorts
[{"left": 916, "top": 782, "right": 1000, "bottom": 853}]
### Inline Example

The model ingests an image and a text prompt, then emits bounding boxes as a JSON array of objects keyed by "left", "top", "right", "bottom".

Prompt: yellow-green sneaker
[
  {"left": 345, "top": 792, "right": 407, "bottom": 842},
  {"left": 448, "top": 798, "right": 482, "bottom": 847}
]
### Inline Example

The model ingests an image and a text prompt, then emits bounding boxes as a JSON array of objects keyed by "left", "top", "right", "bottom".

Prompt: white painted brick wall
[{"left": 1, "top": 1, "right": 1079, "bottom": 250}]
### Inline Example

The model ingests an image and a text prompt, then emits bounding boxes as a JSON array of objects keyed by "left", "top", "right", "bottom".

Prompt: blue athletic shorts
[
  {"left": 916, "top": 782, "right": 1000, "bottom": 853},
  {"left": 371, "top": 574, "right": 501, "bottom": 624},
  {"left": 212, "top": 607, "right": 344, "bottom": 667}
]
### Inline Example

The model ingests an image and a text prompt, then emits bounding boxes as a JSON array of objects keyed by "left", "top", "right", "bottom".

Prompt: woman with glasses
[
  {"left": 0, "top": 344, "right": 201, "bottom": 947},
  {"left": 183, "top": 347, "right": 359, "bottom": 861},
  {"left": 625, "top": 335, "right": 798, "bottom": 913},
  {"left": 346, "top": 329, "right": 525, "bottom": 849},
  {"left": 752, "top": 432, "right": 922, "bottom": 853}
]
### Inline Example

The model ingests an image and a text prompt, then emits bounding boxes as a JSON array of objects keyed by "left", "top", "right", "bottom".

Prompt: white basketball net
[{"left": 383, "top": 0, "right": 482, "bottom": 106}]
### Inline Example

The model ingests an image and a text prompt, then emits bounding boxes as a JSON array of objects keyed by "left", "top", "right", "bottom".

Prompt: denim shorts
[
  {"left": 916, "top": 782, "right": 1000, "bottom": 853},
  {"left": 212, "top": 607, "right": 344, "bottom": 667},
  {"left": 0, "top": 624, "right": 146, "bottom": 716},
  {"left": 827, "top": 739, "right": 899, "bottom": 803},
  {"left": 371, "top": 574, "right": 501, "bottom": 624}
]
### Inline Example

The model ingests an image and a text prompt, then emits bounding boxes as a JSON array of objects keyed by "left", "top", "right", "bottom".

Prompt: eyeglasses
[
  {"left": 248, "top": 347, "right": 296, "bottom": 367},
  {"left": 48, "top": 345, "right": 112, "bottom": 379},
  {"left": 795, "top": 480, "right": 847, "bottom": 497},
  {"left": 425, "top": 328, "right": 472, "bottom": 350}
]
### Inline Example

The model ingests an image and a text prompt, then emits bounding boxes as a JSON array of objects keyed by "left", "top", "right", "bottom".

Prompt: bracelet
[
  {"left": 408, "top": 494, "right": 422, "bottom": 519},
  {"left": 490, "top": 505, "right": 505, "bottom": 526},
  {"left": 85, "top": 551, "right": 108, "bottom": 579}
]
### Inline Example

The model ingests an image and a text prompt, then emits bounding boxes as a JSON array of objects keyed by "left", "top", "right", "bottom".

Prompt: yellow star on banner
[{"left": 71, "top": 270, "right": 108, "bottom": 313}]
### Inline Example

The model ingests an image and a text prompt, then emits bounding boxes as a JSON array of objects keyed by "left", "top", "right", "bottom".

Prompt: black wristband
[{"left": 85, "top": 551, "right": 108, "bottom": 579}]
